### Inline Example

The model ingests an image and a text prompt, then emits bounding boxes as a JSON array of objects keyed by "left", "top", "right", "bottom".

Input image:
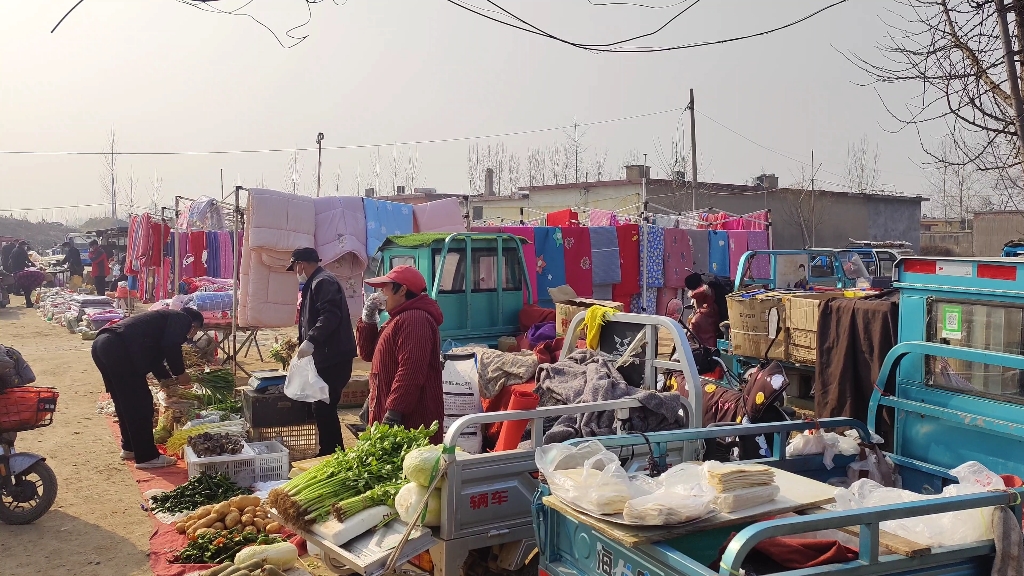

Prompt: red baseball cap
[{"left": 365, "top": 265, "right": 427, "bottom": 294}]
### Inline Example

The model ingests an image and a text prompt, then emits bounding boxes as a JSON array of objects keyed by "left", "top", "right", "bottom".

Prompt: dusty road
[{"left": 1, "top": 305, "right": 154, "bottom": 575}]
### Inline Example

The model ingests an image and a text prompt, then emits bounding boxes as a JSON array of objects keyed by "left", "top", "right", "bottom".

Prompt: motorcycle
[{"left": 0, "top": 347, "right": 59, "bottom": 525}]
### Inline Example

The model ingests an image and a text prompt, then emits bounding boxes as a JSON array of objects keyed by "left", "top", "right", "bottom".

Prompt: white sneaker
[
  {"left": 136, "top": 455, "right": 177, "bottom": 469},
  {"left": 120, "top": 450, "right": 134, "bottom": 460}
]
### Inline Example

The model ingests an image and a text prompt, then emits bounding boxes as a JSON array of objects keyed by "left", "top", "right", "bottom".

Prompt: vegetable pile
[
  {"left": 192, "top": 368, "right": 237, "bottom": 406},
  {"left": 165, "top": 421, "right": 247, "bottom": 455},
  {"left": 188, "top": 432, "right": 246, "bottom": 457},
  {"left": 268, "top": 337, "right": 298, "bottom": 370},
  {"left": 268, "top": 422, "right": 438, "bottom": 528},
  {"left": 150, "top": 473, "right": 252, "bottom": 515},
  {"left": 393, "top": 444, "right": 453, "bottom": 527},
  {"left": 174, "top": 495, "right": 280, "bottom": 538},
  {"left": 173, "top": 527, "right": 284, "bottom": 564}
]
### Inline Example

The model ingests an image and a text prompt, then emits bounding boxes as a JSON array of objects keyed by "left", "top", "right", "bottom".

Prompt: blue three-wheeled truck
[{"left": 534, "top": 256, "right": 1024, "bottom": 576}]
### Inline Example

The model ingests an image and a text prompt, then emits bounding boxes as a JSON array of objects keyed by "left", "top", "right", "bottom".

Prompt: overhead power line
[
  {"left": 0, "top": 105, "right": 687, "bottom": 156},
  {"left": 444, "top": 0, "right": 851, "bottom": 53}
]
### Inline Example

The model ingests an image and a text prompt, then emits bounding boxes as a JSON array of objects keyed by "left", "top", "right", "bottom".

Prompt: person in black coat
[
  {"left": 91, "top": 307, "right": 205, "bottom": 469},
  {"left": 287, "top": 247, "right": 357, "bottom": 455},
  {"left": 1, "top": 242, "right": 15, "bottom": 272},
  {"left": 60, "top": 241, "right": 85, "bottom": 280},
  {"left": 7, "top": 241, "right": 32, "bottom": 274}
]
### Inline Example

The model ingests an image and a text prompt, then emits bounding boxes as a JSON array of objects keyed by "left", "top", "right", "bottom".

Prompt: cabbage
[
  {"left": 394, "top": 482, "right": 442, "bottom": 527},
  {"left": 403, "top": 445, "right": 459, "bottom": 487}
]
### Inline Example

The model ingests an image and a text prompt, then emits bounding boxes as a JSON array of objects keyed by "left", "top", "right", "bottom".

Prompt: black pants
[
  {"left": 91, "top": 333, "right": 159, "bottom": 463},
  {"left": 313, "top": 358, "right": 354, "bottom": 456},
  {"left": 22, "top": 287, "right": 32, "bottom": 308},
  {"left": 93, "top": 275, "right": 107, "bottom": 295}
]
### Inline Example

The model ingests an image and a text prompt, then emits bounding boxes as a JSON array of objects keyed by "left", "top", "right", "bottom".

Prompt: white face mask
[{"left": 297, "top": 270, "right": 307, "bottom": 283}]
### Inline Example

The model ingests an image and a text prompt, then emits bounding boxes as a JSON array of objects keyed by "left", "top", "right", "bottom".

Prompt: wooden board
[
  {"left": 542, "top": 467, "right": 837, "bottom": 547},
  {"left": 799, "top": 506, "right": 932, "bottom": 558}
]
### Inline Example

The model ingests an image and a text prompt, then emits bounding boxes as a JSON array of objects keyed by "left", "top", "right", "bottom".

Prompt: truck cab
[{"left": 373, "top": 232, "right": 532, "bottom": 347}]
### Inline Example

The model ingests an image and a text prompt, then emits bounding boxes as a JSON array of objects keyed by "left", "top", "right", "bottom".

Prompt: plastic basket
[
  {"left": 248, "top": 440, "right": 291, "bottom": 482},
  {"left": 249, "top": 423, "right": 319, "bottom": 463},
  {"left": 185, "top": 443, "right": 258, "bottom": 487},
  {"left": 0, "top": 387, "right": 59, "bottom": 433}
]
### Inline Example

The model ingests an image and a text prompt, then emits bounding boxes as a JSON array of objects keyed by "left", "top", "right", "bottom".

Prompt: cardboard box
[
  {"left": 340, "top": 373, "right": 370, "bottom": 408},
  {"left": 549, "top": 285, "right": 623, "bottom": 337},
  {"left": 725, "top": 291, "right": 787, "bottom": 361},
  {"left": 782, "top": 293, "right": 841, "bottom": 364},
  {"left": 788, "top": 328, "right": 817, "bottom": 365}
]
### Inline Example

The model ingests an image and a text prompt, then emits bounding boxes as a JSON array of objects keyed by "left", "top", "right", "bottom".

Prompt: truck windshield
[{"left": 836, "top": 251, "right": 870, "bottom": 280}]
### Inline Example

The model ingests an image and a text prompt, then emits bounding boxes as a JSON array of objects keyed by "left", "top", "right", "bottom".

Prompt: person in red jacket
[
  {"left": 88, "top": 240, "right": 110, "bottom": 295},
  {"left": 356, "top": 265, "right": 444, "bottom": 444}
]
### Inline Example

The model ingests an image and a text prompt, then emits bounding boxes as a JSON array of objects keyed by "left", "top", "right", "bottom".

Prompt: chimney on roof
[
  {"left": 625, "top": 165, "right": 651, "bottom": 181},
  {"left": 364, "top": 187, "right": 376, "bottom": 198},
  {"left": 485, "top": 168, "right": 495, "bottom": 196},
  {"left": 755, "top": 173, "right": 779, "bottom": 190}
]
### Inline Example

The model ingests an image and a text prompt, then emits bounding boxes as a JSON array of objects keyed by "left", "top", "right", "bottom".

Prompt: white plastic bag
[
  {"left": 622, "top": 490, "right": 714, "bottom": 525},
  {"left": 951, "top": 461, "right": 1005, "bottom": 490},
  {"left": 283, "top": 356, "right": 330, "bottom": 403},
  {"left": 536, "top": 441, "right": 646, "bottom": 515},
  {"left": 787, "top": 431, "right": 857, "bottom": 470},
  {"left": 834, "top": 477, "right": 995, "bottom": 547}
]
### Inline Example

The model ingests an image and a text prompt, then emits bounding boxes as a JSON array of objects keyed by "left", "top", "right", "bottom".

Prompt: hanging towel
[
  {"left": 501, "top": 226, "right": 538, "bottom": 303},
  {"left": 631, "top": 287, "right": 658, "bottom": 315},
  {"left": 593, "top": 284, "right": 613, "bottom": 300},
  {"left": 205, "top": 231, "right": 218, "bottom": 279},
  {"left": 742, "top": 210, "right": 769, "bottom": 231},
  {"left": 653, "top": 214, "right": 677, "bottom": 228},
  {"left": 561, "top": 226, "right": 594, "bottom": 298},
  {"left": 584, "top": 305, "right": 618, "bottom": 350},
  {"left": 534, "top": 227, "right": 567, "bottom": 305},
  {"left": 189, "top": 231, "right": 208, "bottom": 277},
  {"left": 727, "top": 231, "right": 749, "bottom": 279},
  {"left": 721, "top": 217, "right": 745, "bottom": 231},
  {"left": 413, "top": 197, "right": 465, "bottom": 233},
  {"left": 546, "top": 209, "right": 579, "bottom": 226},
  {"left": 687, "top": 229, "right": 710, "bottom": 274},
  {"left": 178, "top": 232, "right": 194, "bottom": 278},
  {"left": 612, "top": 223, "right": 641, "bottom": 310},
  {"left": 589, "top": 227, "right": 621, "bottom": 286},
  {"left": 640, "top": 225, "right": 665, "bottom": 288},
  {"left": 663, "top": 228, "right": 692, "bottom": 288},
  {"left": 708, "top": 230, "right": 730, "bottom": 277},
  {"left": 148, "top": 221, "right": 169, "bottom": 268},
  {"left": 363, "top": 198, "right": 415, "bottom": 258},
  {"left": 589, "top": 209, "right": 618, "bottom": 227},
  {"left": 747, "top": 231, "right": 771, "bottom": 278}
]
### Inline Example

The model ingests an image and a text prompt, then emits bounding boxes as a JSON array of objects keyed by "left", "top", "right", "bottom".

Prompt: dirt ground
[{"left": 0, "top": 305, "right": 365, "bottom": 576}]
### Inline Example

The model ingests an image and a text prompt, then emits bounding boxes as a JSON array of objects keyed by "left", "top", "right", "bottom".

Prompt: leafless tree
[
  {"left": 621, "top": 149, "right": 643, "bottom": 177},
  {"left": 844, "top": 135, "right": 882, "bottom": 193},
  {"left": 284, "top": 150, "right": 303, "bottom": 194},
  {"left": 333, "top": 165, "right": 344, "bottom": 195},
  {"left": 121, "top": 166, "right": 140, "bottom": 215},
  {"left": 404, "top": 148, "right": 421, "bottom": 192},
  {"left": 653, "top": 119, "right": 688, "bottom": 185},
  {"left": 354, "top": 163, "right": 364, "bottom": 196},
  {"left": 923, "top": 133, "right": 994, "bottom": 225},
  {"left": 148, "top": 170, "right": 164, "bottom": 215},
  {"left": 372, "top": 147, "right": 382, "bottom": 196},
  {"left": 851, "top": 0, "right": 1024, "bottom": 183},
  {"left": 588, "top": 149, "right": 609, "bottom": 182},
  {"left": 99, "top": 129, "right": 118, "bottom": 219},
  {"left": 255, "top": 174, "right": 268, "bottom": 189},
  {"left": 781, "top": 167, "right": 832, "bottom": 248}
]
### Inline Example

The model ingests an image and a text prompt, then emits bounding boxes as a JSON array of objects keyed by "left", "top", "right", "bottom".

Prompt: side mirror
[{"left": 767, "top": 307, "right": 780, "bottom": 340}]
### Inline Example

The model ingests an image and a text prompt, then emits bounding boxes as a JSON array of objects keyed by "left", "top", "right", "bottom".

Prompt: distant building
[
  {"left": 470, "top": 167, "right": 928, "bottom": 250},
  {"left": 971, "top": 211, "right": 1024, "bottom": 256}
]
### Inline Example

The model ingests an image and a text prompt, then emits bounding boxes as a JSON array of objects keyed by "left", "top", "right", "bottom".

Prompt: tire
[{"left": 0, "top": 460, "right": 59, "bottom": 525}]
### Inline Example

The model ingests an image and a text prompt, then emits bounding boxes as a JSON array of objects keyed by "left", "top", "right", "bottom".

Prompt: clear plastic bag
[
  {"left": 622, "top": 490, "right": 714, "bottom": 525},
  {"left": 536, "top": 441, "right": 646, "bottom": 515},
  {"left": 787, "top": 431, "right": 860, "bottom": 469},
  {"left": 834, "top": 477, "right": 996, "bottom": 546},
  {"left": 283, "top": 356, "right": 330, "bottom": 403},
  {"left": 847, "top": 444, "right": 900, "bottom": 487},
  {"left": 951, "top": 461, "right": 1005, "bottom": 490}
]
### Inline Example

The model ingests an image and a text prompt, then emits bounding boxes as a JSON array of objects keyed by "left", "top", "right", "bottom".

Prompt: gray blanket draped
[
  {"left": 589, "top": 226, "right": 622, "bottom": 286},
  {"left": 534, "top": 349, "right": 687, "bottom": 444}
]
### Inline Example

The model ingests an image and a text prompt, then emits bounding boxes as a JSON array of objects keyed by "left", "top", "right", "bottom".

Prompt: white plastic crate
[
  {"left": 248, "top": 440, "right": 291, "bottom": 482},
  {"left": 185, "top": 443, "right": 258, "bottom": 487}
]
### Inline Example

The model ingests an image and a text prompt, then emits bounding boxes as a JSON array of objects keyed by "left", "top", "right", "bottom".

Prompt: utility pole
[
  {"left": 994, "top": 0, "right": 1024, "bottom": 159},
  {"left": 220, "top": 168, "right": 224, "bottom": 200},
  {"left": 316, "top": 132, "right": 325, "bottom": 197},
  {"left": 688, "top": 89, "right": 699, "bottom": 212}
]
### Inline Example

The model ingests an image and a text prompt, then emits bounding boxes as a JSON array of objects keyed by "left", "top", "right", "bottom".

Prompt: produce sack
[
  {"left": 283, "top": 356, "right": 329, "bottom": 403},
  {"left": 536, "top": 440, "right": 645, "bottom": 515},
  {"left": 441, "top": 352, "right": 483, "bottom": 454}
]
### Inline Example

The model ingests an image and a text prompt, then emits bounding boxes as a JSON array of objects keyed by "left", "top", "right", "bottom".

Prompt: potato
[
  {"left": 185, "top": 519, "right": 198, "bottom": 531},
  {"left": 255, "top": 512, "right": 268, "bottom": 520},
  {"left": 224, "top": 512, "right": 241, "bottom": 529},
  {"left": 228, "top": 496, "right": 245, "bottom": 509},
  {"left": 241, "top": 514, "right": 254, "bottom": 526},
  {"left": 212, "top": 502, "right": 232, "bottom": 518},
  {"left": 242, "top": 506, "right": 257, "bottom": 517},
  {"left": 264, "top": 522, "right": 282, "bottom": 535},
  {"left": 243, "top": 495, "right": 263, "bottom": 509},
  {"left": 252, "top": 518, "right": 266, "bottom": 531},
  {"left": 195, "top": 505, "right": 215, "bottom": 518},
  {"left": 243, "top": 525, "right": 258, "bottom": 534},
  {"left": 211, "top": 522, "right": 225, "bottom": 531},
  {"left": 174, "top": 522, "right": 188, "bottom": 534},
  {"left": 187, "top": 514, "right": 219, "bottom": 537}
]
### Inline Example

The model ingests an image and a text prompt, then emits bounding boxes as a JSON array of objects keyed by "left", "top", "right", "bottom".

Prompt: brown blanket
[{"left": 814, "top": 292, "right": 898, "bottom": 449}]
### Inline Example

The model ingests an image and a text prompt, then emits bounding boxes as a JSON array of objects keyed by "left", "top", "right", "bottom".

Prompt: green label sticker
[{"left": 941, "top": 304, "right": 963, "bottom": 339}]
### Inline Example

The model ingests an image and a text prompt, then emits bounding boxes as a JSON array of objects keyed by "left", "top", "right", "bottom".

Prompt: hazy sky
[{"left": 1, "top": 1, "right": 936, "bottom": 222}]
